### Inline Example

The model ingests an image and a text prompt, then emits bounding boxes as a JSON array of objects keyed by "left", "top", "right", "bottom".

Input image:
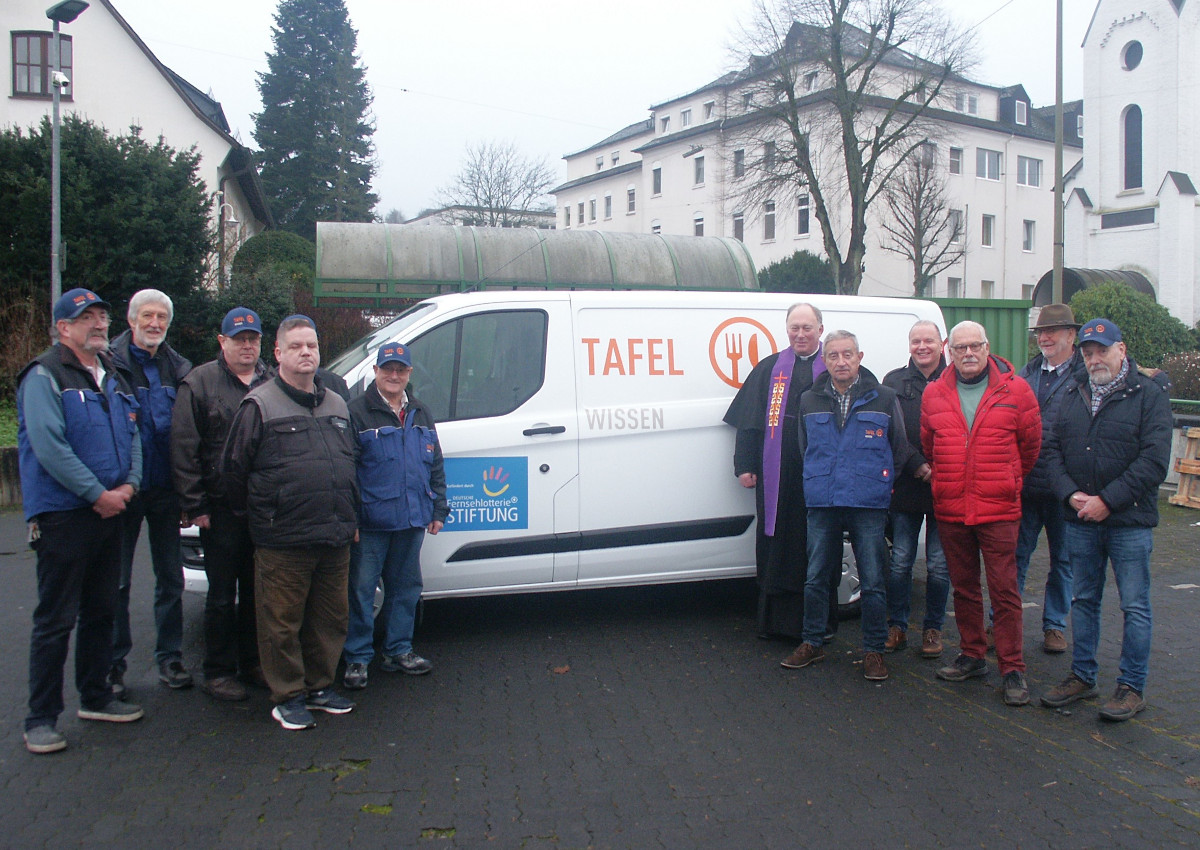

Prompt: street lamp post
[{"left": 46, "top": 0, "right": 89, "bottom": 309}]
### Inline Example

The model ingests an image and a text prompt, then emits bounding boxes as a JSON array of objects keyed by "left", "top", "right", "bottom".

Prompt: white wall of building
[
  {"left": 1065, "top": 0, "right": 1199, "bottom": 325},
  {"left": 2, "top": 0, "right": 266, "bottom": 252},
  {"left": 557, "top": 55, "right": 1078, "bottom": 302}
]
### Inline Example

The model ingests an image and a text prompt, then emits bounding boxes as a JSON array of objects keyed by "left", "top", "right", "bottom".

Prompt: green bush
[
  {"left": 1069, "top": 282, "right": 1195, "bottom": 368},
  {"left": 758, "top": 250, "right": 835, "bottom": 294},
  {"left": 231, "top": 231, "right": 315, "bottom": 278}
]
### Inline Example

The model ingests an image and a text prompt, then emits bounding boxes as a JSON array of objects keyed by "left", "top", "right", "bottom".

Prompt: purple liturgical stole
[{"left": 762, "top": 347, "right": 825, "bottom": 536}]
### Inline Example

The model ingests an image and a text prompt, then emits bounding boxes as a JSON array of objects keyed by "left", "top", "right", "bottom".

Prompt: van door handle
[{"left": 523, "top": 425, "right": 566, "bottom": 436}]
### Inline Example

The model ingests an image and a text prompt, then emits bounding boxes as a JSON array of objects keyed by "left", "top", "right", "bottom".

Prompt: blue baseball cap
[
  {"left": 376, "top": 342, "right": 412, "bottom": 368},
  {"left": 54, "top": 287, "right": 111, "bottom": 322},
  {"left": 221, "top": 308, "right": 262, "bottom": 337},
  {"left": 1079, "top": 318, "right": 1123, "bottom": 347}
]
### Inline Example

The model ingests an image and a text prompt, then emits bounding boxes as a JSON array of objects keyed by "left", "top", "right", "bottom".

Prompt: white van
[{"left": 311, "top": 289, "right": 945, "bottom": 603}]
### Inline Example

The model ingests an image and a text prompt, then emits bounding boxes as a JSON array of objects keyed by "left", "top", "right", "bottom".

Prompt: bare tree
[
  {"left": 436, "top": 140, "right": 556, "bottom": 227},
  {"left": 879, "top": 144, "right": 965, "bottom": 297},
  {"left": 728, "top": 0, "right": 974, "bottom": 294},
  {"left": 384, "top": 208, "right": 405, "bottom": 224}
]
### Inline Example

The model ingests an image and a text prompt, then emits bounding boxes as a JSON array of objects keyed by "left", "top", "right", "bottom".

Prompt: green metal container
[{"left": 933, "top": 298, "right": 1033, "bottom": 370}]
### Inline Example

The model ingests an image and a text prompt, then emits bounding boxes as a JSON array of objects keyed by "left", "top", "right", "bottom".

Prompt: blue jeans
[
  {"left": 803, "top": 508, "right": 888, "bottom": 652},
  {"left": 1016, "top": 495, "right": 1072, "bottom": 632},
  {"left": 113, "top": 488, "right": 185, "bottom": 669},
  {"left": 1065, "top": 523, "right": 1153, "bottom": 694},
  {"left": 344, "top": 528, "right": 425, "bottom": 664},
  {"left": 887, "top": 510, "right": 949, "bottom": 632}
]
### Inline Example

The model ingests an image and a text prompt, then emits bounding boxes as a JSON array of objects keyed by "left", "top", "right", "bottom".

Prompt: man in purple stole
[{"left": 724, "top": 303, "right": 838, "bottom": 640}]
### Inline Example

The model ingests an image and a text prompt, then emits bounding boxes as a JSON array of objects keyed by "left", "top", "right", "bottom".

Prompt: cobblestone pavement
[{"left": 0, "top": 498, "right": 1197, "bottom": 848}]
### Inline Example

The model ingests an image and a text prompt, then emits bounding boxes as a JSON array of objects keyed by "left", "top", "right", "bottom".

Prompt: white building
[
  {"left": 3, "top": 0, "right": 272, "bottom": 281},
  {"left": 555, "top": 25, "right": 1082, "bottom": 302},
  {"left": 1064, "top": 0, "right": 1199, "bottom": 326}
]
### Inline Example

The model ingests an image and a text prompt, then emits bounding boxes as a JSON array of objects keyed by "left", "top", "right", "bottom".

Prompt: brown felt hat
[{"left": 1030, "top": 303, "right": 1081, "bottom": 331}]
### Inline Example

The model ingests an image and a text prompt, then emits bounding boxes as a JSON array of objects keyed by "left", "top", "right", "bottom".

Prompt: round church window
[{"left": 1122, "top": 41, "right": 1143, "bottom": 70}]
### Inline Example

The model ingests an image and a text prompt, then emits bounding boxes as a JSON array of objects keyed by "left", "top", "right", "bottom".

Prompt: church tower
[{"left": 1064, "top": 0, "right": 1198, "bottom": 325}]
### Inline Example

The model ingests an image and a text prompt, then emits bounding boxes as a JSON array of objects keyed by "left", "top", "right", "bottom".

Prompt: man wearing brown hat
[{"left": 1015, "top": 304, "right": 1082, "bottom": 654}]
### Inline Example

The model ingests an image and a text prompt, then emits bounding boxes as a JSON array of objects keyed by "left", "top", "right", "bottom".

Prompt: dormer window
[
  {"left": 660, "top": 116, "right": 671, "bottom": 133},
  {"left": 1015, "top": 100, "right": 1027, "bottom": 126},
  {"left": 703, "top": 100, "right": 714, "bottom": 120},
  {"left": 804, "top": 71, "right": 818, "bottom": 92},
  {"left": 681, "top": 108, "right": 692, "bottom": 127}
]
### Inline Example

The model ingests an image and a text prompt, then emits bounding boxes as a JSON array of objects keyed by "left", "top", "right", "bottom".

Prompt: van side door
[{"left": 403, "top": 301, "right": 580, "bottom": 595}]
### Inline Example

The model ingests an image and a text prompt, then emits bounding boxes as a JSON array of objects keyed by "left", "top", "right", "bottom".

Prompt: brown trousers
[{"left": 254, "top": 545, "right": 350, "bottom": 703}]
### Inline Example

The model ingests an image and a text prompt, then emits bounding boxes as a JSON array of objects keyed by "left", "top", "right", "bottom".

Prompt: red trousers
[{"left": 939, "top": 520, "right": 1025, "bottom": 674}]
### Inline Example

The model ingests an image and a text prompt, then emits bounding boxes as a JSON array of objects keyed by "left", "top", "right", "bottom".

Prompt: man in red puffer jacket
[{"left": 921, "top": 321, "right": 1041, "bottom": 707}]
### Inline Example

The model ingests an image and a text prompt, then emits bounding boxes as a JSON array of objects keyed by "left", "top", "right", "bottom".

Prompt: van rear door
[{"left": 401, "top": 299, "right": 580, "bottom": 595}]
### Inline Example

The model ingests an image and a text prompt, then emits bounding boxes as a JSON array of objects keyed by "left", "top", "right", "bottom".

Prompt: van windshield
[{"left": 325, "top": 303, "right": 437, "bottom": 377}]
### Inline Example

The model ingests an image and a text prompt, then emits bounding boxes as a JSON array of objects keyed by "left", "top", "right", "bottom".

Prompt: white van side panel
[
  {"left": 569, "top": 292, "right": 943, "bottom": 585},
  {"left": 338, "top": 290, "right": 943, "bottom": 597}
]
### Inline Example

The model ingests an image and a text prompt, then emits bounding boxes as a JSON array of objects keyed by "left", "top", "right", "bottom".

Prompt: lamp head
[{"left": 46, "top": 1, "right": 89, "bottom": 25}]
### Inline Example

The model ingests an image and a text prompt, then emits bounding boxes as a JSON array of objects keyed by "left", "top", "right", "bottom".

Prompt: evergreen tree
[
  {"left": 253, "top": 0, "right": 378, "bottom": 240},
  {"left": 0, "top": 116, "right": 212, "bottom": 387}
]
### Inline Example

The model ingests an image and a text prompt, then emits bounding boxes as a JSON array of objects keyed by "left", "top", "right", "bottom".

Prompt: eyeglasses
[{"left": 949, "top": 341, "right": 986, "bottom": 354}]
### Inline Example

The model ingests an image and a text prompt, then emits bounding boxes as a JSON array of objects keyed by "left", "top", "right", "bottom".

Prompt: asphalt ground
[{"left": 0, "top": 498, "right": 1197, "bottom": 849}]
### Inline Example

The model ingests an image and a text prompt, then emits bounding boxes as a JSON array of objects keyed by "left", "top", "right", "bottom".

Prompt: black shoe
[
  {"left": 937, "top": 654, "right": 988, "bottom": 682},
  {"left": 78, "top": 699, "right": 144, "bottom": 723},
  {"left": 381, "top": 652, "right": 433, "bottom": 675},
  {"left": 1002, "top": 671, "right": 1030, "bottom": 706},
  {"left": 158, "top": 659, "right": 194, "bottom": 689}
]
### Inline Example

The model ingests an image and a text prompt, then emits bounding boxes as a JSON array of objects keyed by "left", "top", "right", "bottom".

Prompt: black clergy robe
[{"left": 723, "top": 349, "right": 838, "bottom": 640}]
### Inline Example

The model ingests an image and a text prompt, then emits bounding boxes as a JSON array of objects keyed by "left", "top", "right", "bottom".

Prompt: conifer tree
[{"left": 253, "top": 0, "right": 378, "bottom": 239}]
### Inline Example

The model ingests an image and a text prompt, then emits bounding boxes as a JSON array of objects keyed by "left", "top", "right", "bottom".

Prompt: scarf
[{"left": 762, "top": 347, "right": 825, "bottom": 535}]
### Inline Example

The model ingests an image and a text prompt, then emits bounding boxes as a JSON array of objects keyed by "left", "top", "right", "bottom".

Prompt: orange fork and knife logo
[{"left": 708, "top": 318, "right": 778, "bottom": 388}]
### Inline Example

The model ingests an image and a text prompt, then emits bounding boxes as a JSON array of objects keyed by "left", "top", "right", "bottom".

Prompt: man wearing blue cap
[
  {"left": 1041, "top": 318, "right": 1172, "bottom": 721},
  {"left": 171, "top": 307, "right": 273, "bottom": 702},
  {"left": 17, "top": 288, "right": 145, "bottom": 753},
  {"left": 343, "top": 342, "right": 447, "bottom": 690},
  {"left": 222, "top": 315, "right": 359, "bottom": 730}
]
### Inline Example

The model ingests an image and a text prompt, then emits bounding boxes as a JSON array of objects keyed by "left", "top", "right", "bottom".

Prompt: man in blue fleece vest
[{"left": 18, "top": 288, "right": 145, "bottom": 754}]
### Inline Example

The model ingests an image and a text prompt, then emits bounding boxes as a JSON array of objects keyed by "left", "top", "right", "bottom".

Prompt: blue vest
[
  {"left": 18, "top": 348, "right": 139, "bottom": 518},
  {"left": 802, "top": 389, "right": 895, "bottom": 510},
  {"left": 130, "top": 357, "right": 177, "bottom": 491},
  {"left": 356, "top": 419, "right": 439, "bottom": 531}
]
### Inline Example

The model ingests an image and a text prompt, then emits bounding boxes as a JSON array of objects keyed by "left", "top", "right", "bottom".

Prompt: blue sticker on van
[{"left": 443, "top": 458, "right": 529, "bottom": 531}]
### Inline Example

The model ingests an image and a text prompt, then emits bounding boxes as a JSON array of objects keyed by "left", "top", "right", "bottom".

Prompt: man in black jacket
[
  {"left": 170, "top": 307, "right": 272, "bottom": 702},
  {"left": 1015, "top": 304, "right": 1082, "bottom": 655},
  {"left": 222, "top": 315, "right": 359, "bottom": 731},
  {"left": 882, "top": 320, "right": 949, "bottom": 659},
  {"left": 109, "top": 289, "right": 193, "bottom": 697},
  {"left": 1040, "top": 319, "right": 1172, "bottom": 722}
]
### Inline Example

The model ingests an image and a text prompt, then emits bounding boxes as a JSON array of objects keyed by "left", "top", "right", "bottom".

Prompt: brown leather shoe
[
  {"left": 884, "top": 625, "right": 908, "bottom": 653},
  {"left": 920, "top": 628, "right": 943, "bottom": 658},
  {"left": 201, "top": 676, "right": 249, "bottom": 702},
  {"left": 780, "top": 643, "right": 825, "bottom": 669},
  {"left": 863, "top": 651, "right": 889, "bottom": 681},
  {"left": 1043, "top": 629, "right": 1068, "bottom": 654}
]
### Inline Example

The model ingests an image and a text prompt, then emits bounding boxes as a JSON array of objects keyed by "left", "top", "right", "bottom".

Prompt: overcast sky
[{"left": 108, "top": 0, "right": 1098, "bottom": 220}]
